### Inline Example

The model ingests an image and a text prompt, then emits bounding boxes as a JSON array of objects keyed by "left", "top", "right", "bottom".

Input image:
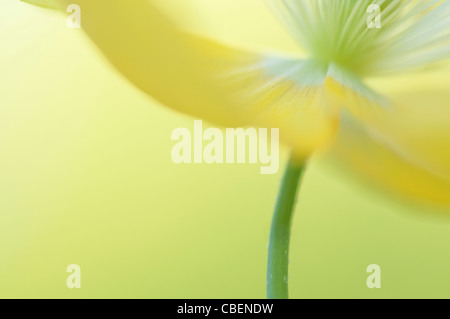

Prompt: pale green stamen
[{"left": 268, "top": 0, "right": 450, "bottom": 76}]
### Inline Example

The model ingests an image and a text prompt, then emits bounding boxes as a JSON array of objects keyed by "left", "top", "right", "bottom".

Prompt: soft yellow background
[{"left": 1, "top": 1, "right": 450, "bottom": 298}]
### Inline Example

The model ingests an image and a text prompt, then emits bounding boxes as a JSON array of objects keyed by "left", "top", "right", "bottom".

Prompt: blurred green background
[{"left": 2, "top": 1, "right": 450, "bottom": 299}]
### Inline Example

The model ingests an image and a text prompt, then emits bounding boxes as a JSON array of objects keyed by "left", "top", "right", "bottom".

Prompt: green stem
[{"left": 267, "top": 154, "right": 306, "bottom": 299}]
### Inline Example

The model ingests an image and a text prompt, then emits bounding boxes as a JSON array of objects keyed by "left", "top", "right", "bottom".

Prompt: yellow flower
[{"left": 22, "top": 0, "right": 450, "bottom": 207}]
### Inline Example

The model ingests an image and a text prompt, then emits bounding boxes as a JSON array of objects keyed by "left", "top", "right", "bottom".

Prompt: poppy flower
[{"left": 21, "top": 0, "right": 450, "bottom": 298}]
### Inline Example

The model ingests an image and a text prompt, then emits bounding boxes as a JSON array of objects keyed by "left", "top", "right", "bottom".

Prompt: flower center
[{"left": 269, "top": 0, "right": 450, "bottom": 76}]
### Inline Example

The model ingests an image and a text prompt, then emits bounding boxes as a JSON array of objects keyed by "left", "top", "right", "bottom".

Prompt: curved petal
[
  {"left": 154, "top": 0, "right": 303, "bottom": 55},
  {"left": 324, "top": 69, "right": 450, "bottom": 207},
  {"left": 19, "top": 0, "right": 63, "bottom": 9},
  {"left": 20, "top": 0, "right": 342, "bottom": 156}
]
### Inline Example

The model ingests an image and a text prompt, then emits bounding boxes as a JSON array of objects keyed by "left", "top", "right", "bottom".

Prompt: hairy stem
[{"left": 267, "top": 155, "right": 306, "bottom": 299}]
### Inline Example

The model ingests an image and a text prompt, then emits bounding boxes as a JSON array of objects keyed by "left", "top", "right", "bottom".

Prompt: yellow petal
[
  {"left": 325, "top": 68, "right": 450, "bottom": 207},
  {"left": 19, "top": 0, "right": 63, "bottom": 9},
  {"left": 153, "top": 0, "right": 302, "bottom": 55},
  {"left": 20, "top": 0, "right": 340, "bottom": 156}
]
